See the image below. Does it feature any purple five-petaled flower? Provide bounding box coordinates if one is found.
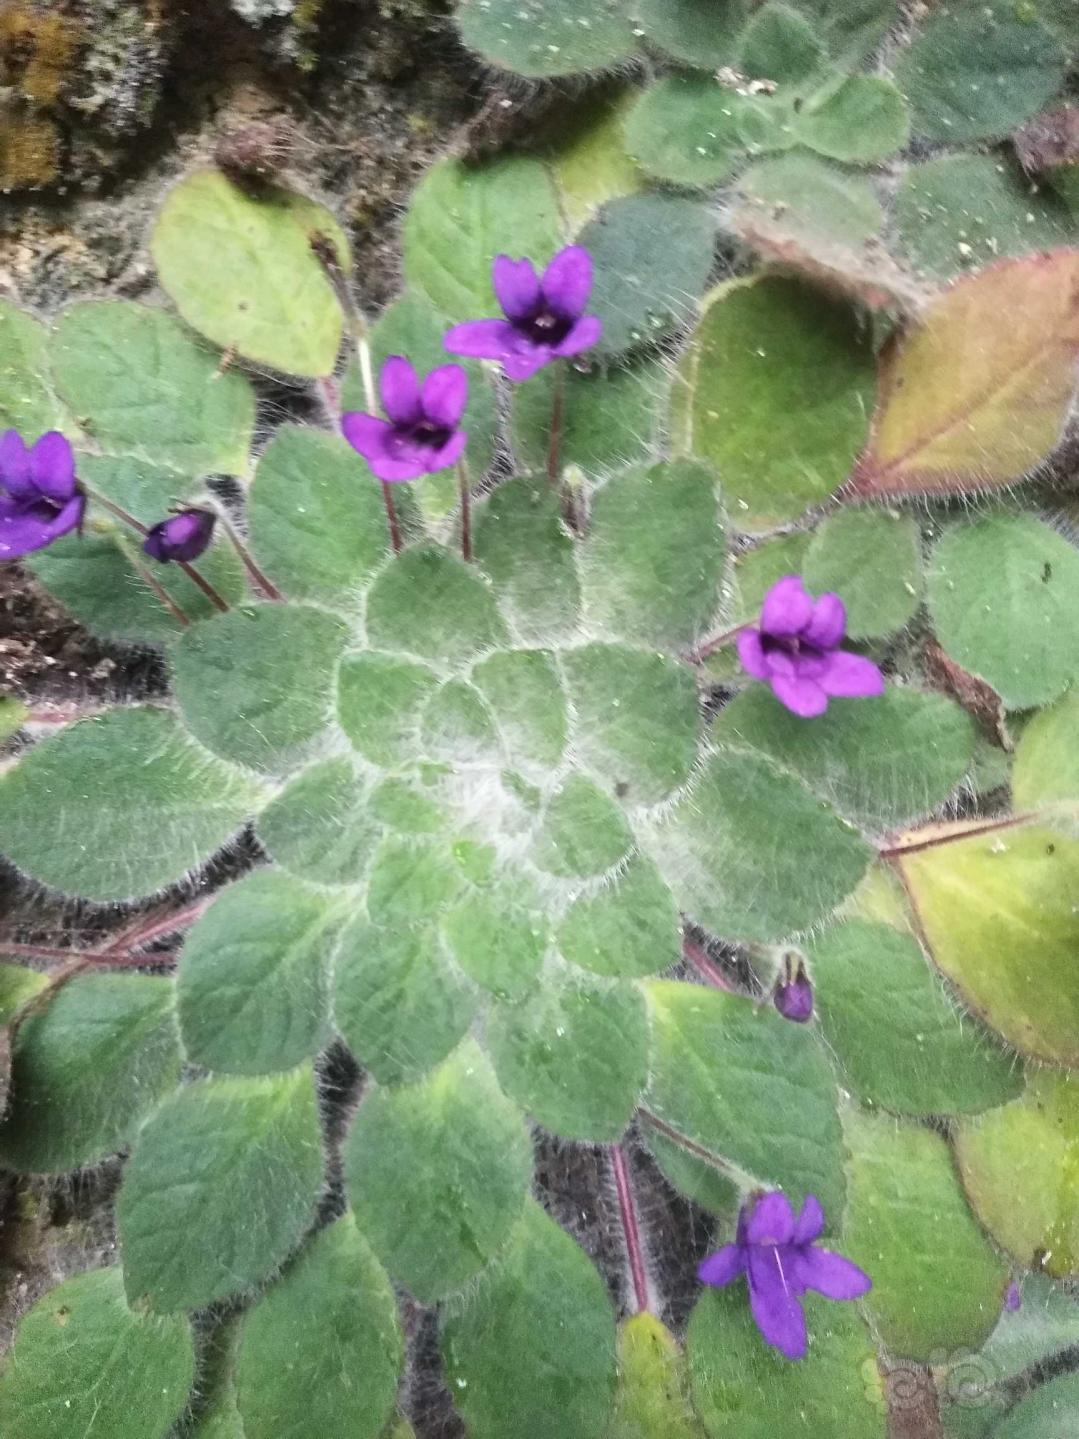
[143,508,216,564]
[698,1190,871,1361]
[342,357,469,483]
[444,245,603,382]
[0,430,86,560]
[737,575,884,719]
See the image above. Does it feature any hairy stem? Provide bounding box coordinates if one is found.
[458,460,473,563]
[610,1144,650,1314]
[547,361,565,491]
[381,483,403,554]
[636,1108,745,1185]
[317,375,341,424]
[682,935,738,992]
[4,898,211,1033]
[683,622,751,666]
[212,505,284,601]
[114,533,191,629]
[878,810,1036,860]
[0,898,210,973]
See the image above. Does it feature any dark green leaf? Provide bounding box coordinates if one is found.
[0,974,181,1172]
[645,979,846,1215]
[345,1040,532,1300]
[118,1066,324,1311]
[178,870,341,1075]
[487,972,648,1141]
[0,1267,194,1439]
[442,1200,616,1439]
[333,918,478,1086]
[171,603,346,771]
[248,425,389,604]
[235,1215,400,1439]
[0,707,263,901]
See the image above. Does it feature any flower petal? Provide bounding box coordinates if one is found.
[369,450,426,482]
[380,357,422,426]
[444,318,518,360]
[421,364,469,428]
[0,493,84,559]
[760,575,813,638]
[427,429,468,473]
[29,431,77,503]
[0,429,32,499]
[794,1247,872,1301]
[736,628,770,680]
[493,255,542,320]
[341,411,395,462]
[818,650,885,699]
[792,1195,825,1246]
[802,592,846,649]
[542,245,593,318]
[502,348,553,382]
[748,1247,808,1360]
[698,1244,747,1289]
[745,1191,796,1247]
[791,649,829,680]
[553,314,603,359]
[770,673,829,718]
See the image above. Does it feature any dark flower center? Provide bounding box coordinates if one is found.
[762,634,824,662]
[518,307,574,347]
[410,419,453,449]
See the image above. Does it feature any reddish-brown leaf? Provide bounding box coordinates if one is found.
[849,250,1079,498]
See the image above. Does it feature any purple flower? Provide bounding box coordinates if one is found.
[1004,1282,1022,1313]
[443,246,602,382]
[737,575,884,719]
[774,955,813,1024]
[0,430,85,560]
[698,1190,871,1361]
[342,357,468,484]
[143,508,216,563]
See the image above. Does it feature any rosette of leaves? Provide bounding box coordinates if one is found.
[3,143,1079,1439]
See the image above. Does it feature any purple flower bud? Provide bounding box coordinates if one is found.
[737,574,885,718]
[443,245,603,382]
[1004,1281,1022,1312]
[774,955,814,1024]
[342,356,469,483]
[698,1190,871,1361]
[143,508,216,563]
[0,429,85,560]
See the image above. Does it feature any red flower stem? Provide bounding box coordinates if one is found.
[317,375,341,422]
[611,1144,650,1314]
[0,898,210,971]
[114,534,192,629]
[683,622,751,666]
[682,935,737,992]
[381,482,403,554]
[636,1108,742,1182]
[546,361,565,491]
[458,461,473,563]
[878,811,1036,861]
[103,897,212,956]
[214,508,284,601]
[91,492,229,614]
[3,898,210,1031]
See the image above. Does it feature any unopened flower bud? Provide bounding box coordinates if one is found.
[143,508,216,564]
[774,954,813,1024]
